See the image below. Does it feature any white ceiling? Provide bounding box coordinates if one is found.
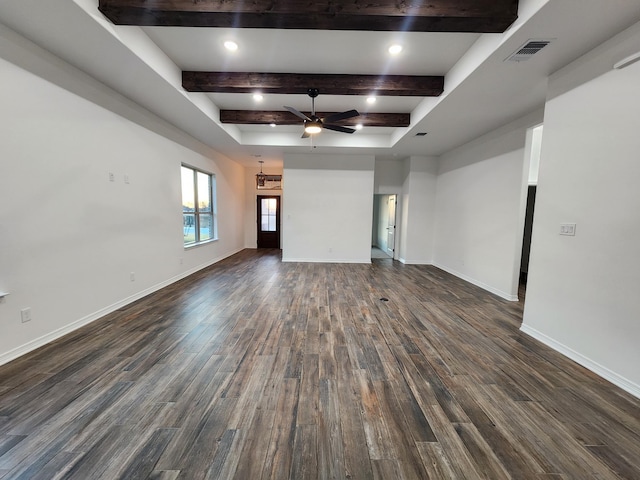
[143,27,480,75]
[1,0,640,167]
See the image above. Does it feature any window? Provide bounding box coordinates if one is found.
[261,198,277,232]
[181,165,216,246]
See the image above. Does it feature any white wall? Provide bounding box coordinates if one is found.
[432,112,542,300]
[0,38,245,364]
[374,158,405,260]
[398,160,411,262]
[374,158,405,194]
[401,156,439,265]
[374,157,438,263]
[282,154,374,263]
[243,165,284,248]
[522,43,640,396]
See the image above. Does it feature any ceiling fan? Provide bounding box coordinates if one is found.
[284,88,359,138]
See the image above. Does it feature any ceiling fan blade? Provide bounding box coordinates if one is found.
[284,106,311,121]
[324,124,356,134]
[323,109,360,124]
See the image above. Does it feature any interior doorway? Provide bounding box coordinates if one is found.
[520,186,537,285]
[257,195,280,249]
[386,194,397,257]
[518,124,543,299]
[372,194,397,259]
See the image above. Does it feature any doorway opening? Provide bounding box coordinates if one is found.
[520,185,537,285]
[257,195,281,249]
[372,194,397,259]
[519,124,543,299]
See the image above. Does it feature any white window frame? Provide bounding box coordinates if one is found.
[182,164,217,247]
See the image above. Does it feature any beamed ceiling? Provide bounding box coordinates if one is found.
[181,72,445,96]
[220,111,410,127]
[5,1,637,165]
[98,0,518,130]
[98,0,519,32]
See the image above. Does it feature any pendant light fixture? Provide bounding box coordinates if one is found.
[256,160,266,188]
[255,159,282,190]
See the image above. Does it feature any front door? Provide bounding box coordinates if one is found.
[387,194,397,257]
[257,195,280,248]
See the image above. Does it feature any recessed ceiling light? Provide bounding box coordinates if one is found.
[388,44,403,55]
[355,124,363,130]
[224,40,238,51]
[253,93,263,102]
[366,96,376,104]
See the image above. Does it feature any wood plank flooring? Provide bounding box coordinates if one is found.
[0,248,639,479]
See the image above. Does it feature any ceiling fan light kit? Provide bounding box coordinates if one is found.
[285,88,360,138]
[304,121,322,135]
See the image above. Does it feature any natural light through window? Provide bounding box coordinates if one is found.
[261,198,277,232]
[182,165,217,246]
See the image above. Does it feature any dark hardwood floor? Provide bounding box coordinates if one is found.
[0,249,639,479]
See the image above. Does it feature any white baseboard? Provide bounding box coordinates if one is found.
[0,247,243,367]
[520,324,640,399]
[432,262,518,301]
[282,258,371,264]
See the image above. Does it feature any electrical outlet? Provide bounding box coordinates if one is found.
[109,172,115,182]
[130,272,135,282]
[21,308,32,323]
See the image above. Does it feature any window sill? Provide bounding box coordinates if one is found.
[184,238,218,250]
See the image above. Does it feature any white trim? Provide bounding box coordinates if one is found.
[399,257,407,264]
[0,247,243,367]
[520,324,640,399]
[282,258,371,264]
[613,50,640,70]
[432,262,519,301]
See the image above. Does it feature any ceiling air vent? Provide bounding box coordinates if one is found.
[415,132,428,137]
[506,39,553,62]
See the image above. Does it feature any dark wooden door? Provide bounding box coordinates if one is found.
[520,185,537,283]
[257,195,280,248]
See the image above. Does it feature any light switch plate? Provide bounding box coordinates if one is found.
[560,223,576,236]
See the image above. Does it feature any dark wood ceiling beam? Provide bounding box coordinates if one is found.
[184,72,443,97]
[220,111,410,127]
[98,0,518,33]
